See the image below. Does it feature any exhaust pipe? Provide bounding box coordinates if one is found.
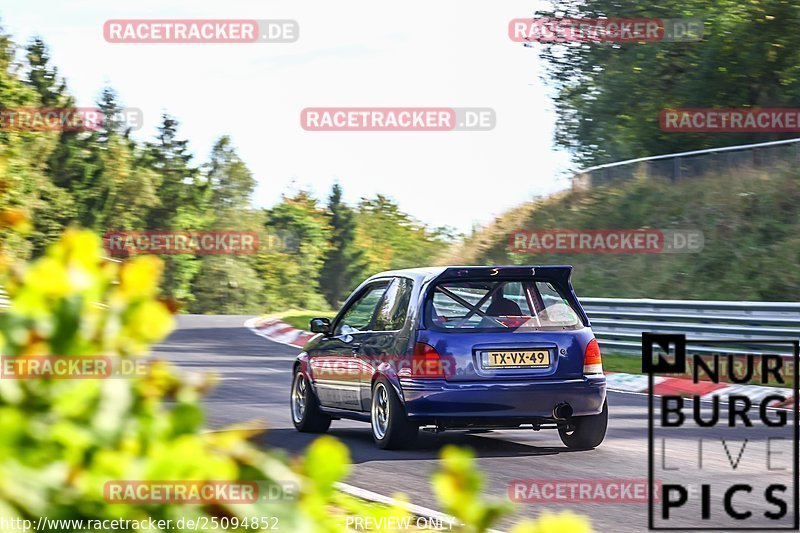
[553,403,573,420]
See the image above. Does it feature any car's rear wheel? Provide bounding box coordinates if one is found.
[370,379,418,449]
[558,399,608,450]
[291,369,331,433]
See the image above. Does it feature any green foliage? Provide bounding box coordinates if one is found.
[0,31,63,261]
[320,184,367,308]
[298,436,415,532]
[432,445,594,533]
[190,255,264,314]
[206,136,256,214]
[145,114,203,232]
[0,228,405,532]
[510,511,594,533]
[432,446,513,532]
[25,37,68,107]
[185,136,262,313]
[354,195,453,274]
[441,167,800,301]
[256,191,332,313]
[537,0,800,166]
[258,190,453,315]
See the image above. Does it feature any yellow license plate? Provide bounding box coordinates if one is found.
[483,350,550,368]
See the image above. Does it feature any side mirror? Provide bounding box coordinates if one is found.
[309,317,331,335]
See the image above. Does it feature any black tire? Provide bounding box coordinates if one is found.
[558,399,608,450]
[290,369,331,433]
[370,379,418,450]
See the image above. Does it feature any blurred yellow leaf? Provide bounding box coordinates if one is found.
[511,511,594,533]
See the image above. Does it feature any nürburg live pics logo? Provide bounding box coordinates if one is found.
[644,333,799,530]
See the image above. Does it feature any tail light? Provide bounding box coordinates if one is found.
[583,339,603,375]
[405,342,447,379]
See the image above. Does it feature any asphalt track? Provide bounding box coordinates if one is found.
[155,315,798,532]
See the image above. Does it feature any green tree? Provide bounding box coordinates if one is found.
[97,86,124,141]
[145,114,202,229]
[144,115,205,303]
[1,34,69,257]
[206,135,256,215]
[355,195,453,273]
[536,0,800,166]
[256,191,331,311]
[189,136,263,313]
[319,183,366,308]
[189,255,264,314]
[49,89,158,235]
[25,37,67,107]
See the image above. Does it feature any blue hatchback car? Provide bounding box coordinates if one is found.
[290,266,607,449]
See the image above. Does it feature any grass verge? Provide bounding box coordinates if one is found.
[267,309,335,331]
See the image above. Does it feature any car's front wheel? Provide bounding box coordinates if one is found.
[291,369,331,433]
[370,379,418,449]
[558,399,608,450]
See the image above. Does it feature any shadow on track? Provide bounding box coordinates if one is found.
[256,427,588,463]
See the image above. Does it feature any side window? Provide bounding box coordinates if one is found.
[534,281,581,326]
[374,278,413,331]
[537,281,563,307]
[334,283,389,335]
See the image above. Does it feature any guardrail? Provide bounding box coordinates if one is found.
[583,297,800,357]
[572,137,800,189]
[432,294,800,356]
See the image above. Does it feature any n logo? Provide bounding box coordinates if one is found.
[642,333,686,374]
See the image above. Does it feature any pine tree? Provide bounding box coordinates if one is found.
[145,114,200,229]
[143,115,204,302]
[22,37,78,253]
[188,136,263,313]
[319,184,366,308]
[25,37,67,107]
[206,136,256,219]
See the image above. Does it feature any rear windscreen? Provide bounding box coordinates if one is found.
[426,279,583,330]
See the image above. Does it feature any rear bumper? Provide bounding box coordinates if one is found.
[399,375,606,422]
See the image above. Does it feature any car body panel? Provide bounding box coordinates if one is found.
[305,333,363,410]
[400,375,606,420]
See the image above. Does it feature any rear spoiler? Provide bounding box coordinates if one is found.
[437,266,573,286]
[431,265,590,326]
